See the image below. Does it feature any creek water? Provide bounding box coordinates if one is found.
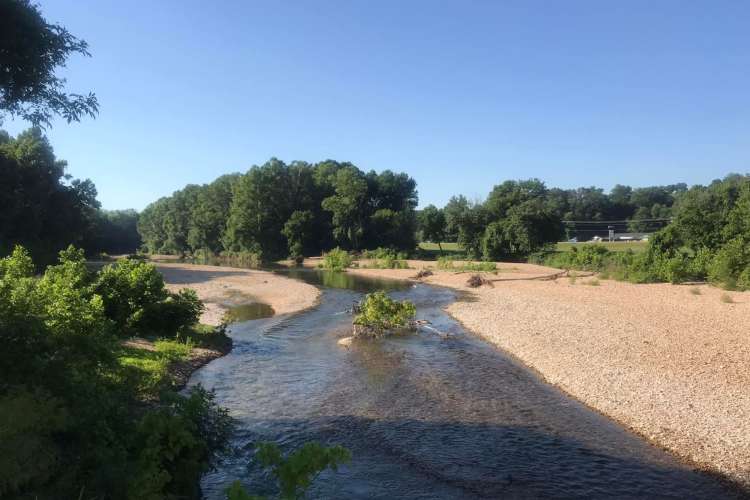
[190,269,734,499]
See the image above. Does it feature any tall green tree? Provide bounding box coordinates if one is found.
[418,205,446,252]
[321,166,369,249]
[0,128,100,264]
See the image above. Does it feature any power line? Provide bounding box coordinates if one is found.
[561,218,672,224]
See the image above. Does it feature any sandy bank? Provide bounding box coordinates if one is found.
[348,261,750,489]
[154,262,320,325]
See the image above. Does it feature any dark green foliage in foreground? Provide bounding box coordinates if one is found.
[0,246,230,499]
[0,0,98,127]
[533,175,750,289]
[225,442,351,500]
[93,257,203,337]
[139,159,419,260]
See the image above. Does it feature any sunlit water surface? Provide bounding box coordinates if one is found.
[190,269,735,499]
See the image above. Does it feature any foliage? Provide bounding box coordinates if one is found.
[0,128,106,265]
[86,209,142,254]
[0,0,98,127]
[128,386,232,499]
[217,250,263,269]
[418,204,446,251]
[360,248,409,269]
[321,247,352,271]
[353,291,416,336]
[436,257,496,273]
[0,246,231,499]
[533,176,750,290]
[225,442,351,500]
[257,442,351,499]
[282,210,315,260]
[141,159,418,261]
[93,258,202,337]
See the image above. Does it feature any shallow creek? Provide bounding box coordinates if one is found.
[190,269,734,499]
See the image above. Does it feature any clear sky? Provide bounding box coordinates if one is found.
[4,0,749,210]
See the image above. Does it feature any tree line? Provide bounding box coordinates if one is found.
[0,128,141,266]
[419,179,687,260]
[138,158,419,260]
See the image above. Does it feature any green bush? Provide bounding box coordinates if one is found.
[437,257,496,273]
[93,259,202,337]
[353,291,416,336]
[225,442,351,500]
[360,248,409,269]
[0,246,231,499]
[218,250,263,268]
[133,288,204,337]
[321,247,352,271]
[708,237,750,290]
[361,247,409,260]
[128,387,232,499]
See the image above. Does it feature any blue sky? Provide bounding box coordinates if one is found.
[4,0,749,210]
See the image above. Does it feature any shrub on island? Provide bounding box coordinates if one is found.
[352,291,416,338]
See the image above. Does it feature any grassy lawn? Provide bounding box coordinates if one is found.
[418,240,648,260]
[555,241,648,253]
[117,338,192,397]
[418,241,462,252]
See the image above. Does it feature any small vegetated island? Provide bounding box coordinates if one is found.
[352,291,417,338]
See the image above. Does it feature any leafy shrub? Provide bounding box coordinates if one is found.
[226,442,351,500]
[708,237,750,290]
[94,259,202,337]
[321,247,352,271]
[218,250,263,269]
[128,386,232,499]
[133,288,204,337]
[353,291,416,337]
[361,247,408,260]
[0,246,230,499]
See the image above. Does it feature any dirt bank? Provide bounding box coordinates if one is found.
[348,261,750,489]
[155,262,320,325]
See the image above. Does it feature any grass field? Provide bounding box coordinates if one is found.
[418,240,649,257]
[555,241,648,253]
[418,242,462,252]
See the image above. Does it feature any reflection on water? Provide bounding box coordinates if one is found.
[278,268,411,293]
[190,272,735,499]
[225,302,274,322]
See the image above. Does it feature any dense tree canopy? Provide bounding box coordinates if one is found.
[0,0,98,127]
[139,159,419,260]
[0,128,105,264]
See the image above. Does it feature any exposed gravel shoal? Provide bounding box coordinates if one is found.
[348,262,750,489]
[155,262,320,325]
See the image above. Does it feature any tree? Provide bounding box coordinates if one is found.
[482,200,562,260]
[0,128,100,264]
[419,205,446,253]
[322,167,368,249]
[0,0,98,127]
[282,210,314,259]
